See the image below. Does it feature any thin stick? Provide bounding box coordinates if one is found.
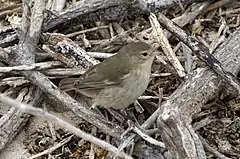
[66,25,109,38]
[0,94,133,159]
[118,88,164,151]
[118,107,162,152]
[87,52,114,58]
[29,135,74,159]
[133,126,165,148]
[199,136,231,159]
[149,13,186,77]
[0,61,62,73]
[89,127,97,159]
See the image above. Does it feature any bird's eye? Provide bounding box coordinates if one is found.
[142,52,148,56]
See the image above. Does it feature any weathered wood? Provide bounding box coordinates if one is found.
[0,0,211,48]
[43,0,210,31]
[157,12,240,94]
[0,87,42,151]
[0,0,45,152]
[157,28,240,158]
[0,27,18,48]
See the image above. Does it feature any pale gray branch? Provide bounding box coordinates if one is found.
[0,94,133,159]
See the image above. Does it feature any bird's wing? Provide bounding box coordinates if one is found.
[74,55,131,90]
[60,52,131,94]
[74,69,121,90]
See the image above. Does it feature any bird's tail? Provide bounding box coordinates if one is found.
[59,78,78,91]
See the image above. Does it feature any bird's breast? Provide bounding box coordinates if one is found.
[124,67,151,95]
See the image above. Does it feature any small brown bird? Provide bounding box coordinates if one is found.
[59,42,156,109]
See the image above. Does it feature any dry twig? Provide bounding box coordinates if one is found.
[149,13,186,77]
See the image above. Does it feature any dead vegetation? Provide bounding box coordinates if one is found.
[0,0,240,159]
